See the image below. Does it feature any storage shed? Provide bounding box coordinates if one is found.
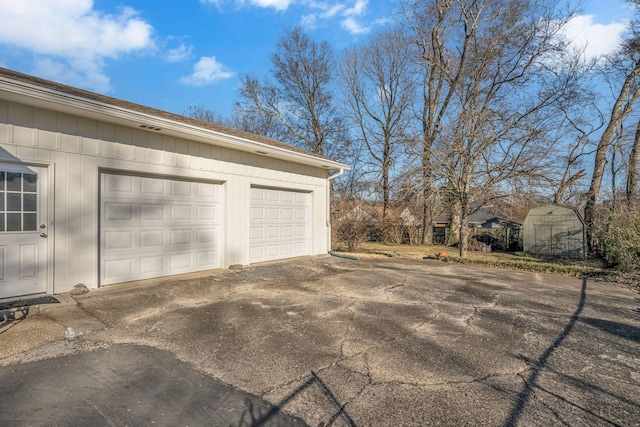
[523,204,586,258]
[0,68,348,300]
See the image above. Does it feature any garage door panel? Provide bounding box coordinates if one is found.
[267,190,279,202]
[282,192,293,202]
[250,187,310,263]
[141,204,164,220]
[266,245,279,257]
[197,250,218,267]
[140,177,164,195]
[282,208,293,220]
[197,229,218,244]
[170,205,192,220]
[250,207,263,220]
[103,258,133,280]
[171,180,192,196]
[104,230,134,250]
[266,226,279,238]
[104,174,135,195]
[170,229,192,246]
[267,208,279,220]
[140,230,164,248]
[197,205,218,221]
[295,225,307,237]
[104,203,134,221]
[170,253,192,270]
[281,243,293,256]
[140,256,164,274]
[251,188,264,201]
[101,173,222,285]
[281,226,293,238]
[250,227,263,240]
[250,246,264,259]
[198,183,220,198]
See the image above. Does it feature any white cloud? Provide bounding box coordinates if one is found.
[180,56,235,86]
[341,17,370,34]
[201,0,292,11]
[301,14,319,29]
[0,0,154,91]
[249,0,293,11]
[301,0,377,34]
[166,44,193,63]
[344,0,367,17]
[563,14,627,60]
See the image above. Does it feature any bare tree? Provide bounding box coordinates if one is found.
[553,86,603,204]
[584,1,640,250]
[339,28,415,238]
[184,104,288,141]
[184,105,233,127]
[403,0,574,257]
[400,0,459,245]
[237,26,348,158]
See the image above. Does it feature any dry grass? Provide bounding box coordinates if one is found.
[332,242,613,278]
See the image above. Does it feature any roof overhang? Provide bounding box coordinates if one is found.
[0,75,350,172]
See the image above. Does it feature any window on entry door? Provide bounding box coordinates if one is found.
[0,171,38,232]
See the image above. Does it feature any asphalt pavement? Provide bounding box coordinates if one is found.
[1,256,639,426]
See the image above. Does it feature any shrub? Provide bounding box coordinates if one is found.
[599,207,640,273]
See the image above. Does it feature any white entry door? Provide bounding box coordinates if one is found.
[0,163,48,299]
[100,173,223,285]
[249,187,310,263]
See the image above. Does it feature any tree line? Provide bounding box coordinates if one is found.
[188,0,640,265]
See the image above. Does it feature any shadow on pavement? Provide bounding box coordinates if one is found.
[245,370,356,427]
[504,278,587,427]
[0,295,59,334]
[580,317,640,343]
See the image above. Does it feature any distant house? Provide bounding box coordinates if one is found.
[433,209,522,250]
[522,204,586,258]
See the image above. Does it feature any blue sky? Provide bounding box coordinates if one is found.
[0,0,633,118]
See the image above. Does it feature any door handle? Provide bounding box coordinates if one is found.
[40,233,48,238]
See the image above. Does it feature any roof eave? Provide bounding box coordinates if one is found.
[0,76,350,172]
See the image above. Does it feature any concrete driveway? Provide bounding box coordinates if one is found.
[2,256,639,426]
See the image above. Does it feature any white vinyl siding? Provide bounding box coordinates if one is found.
[250,187,310,263]
[100,173,223,285]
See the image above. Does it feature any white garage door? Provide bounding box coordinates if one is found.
[100,173,223,285]
[250,187,310,263]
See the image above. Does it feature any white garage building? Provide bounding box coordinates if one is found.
[0,68,348,300]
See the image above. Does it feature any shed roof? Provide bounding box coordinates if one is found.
[0,67,349,171]
[525,204,584,224]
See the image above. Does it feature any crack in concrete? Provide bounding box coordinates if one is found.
[367,368,531,390]
[383,276,409,296]
[326,354,373,427]
[339,299,359,359]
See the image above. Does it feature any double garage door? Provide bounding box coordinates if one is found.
[100,174,310,285]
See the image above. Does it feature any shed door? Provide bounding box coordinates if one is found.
[249,187,310,263]
[0,164,48,299]
[100,173,223,285]
[534,224,552,256]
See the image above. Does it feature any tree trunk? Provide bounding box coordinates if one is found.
[627,119,640,208]
[421,149,433,244]
[382,141,391,241]
[458,193,469,258]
